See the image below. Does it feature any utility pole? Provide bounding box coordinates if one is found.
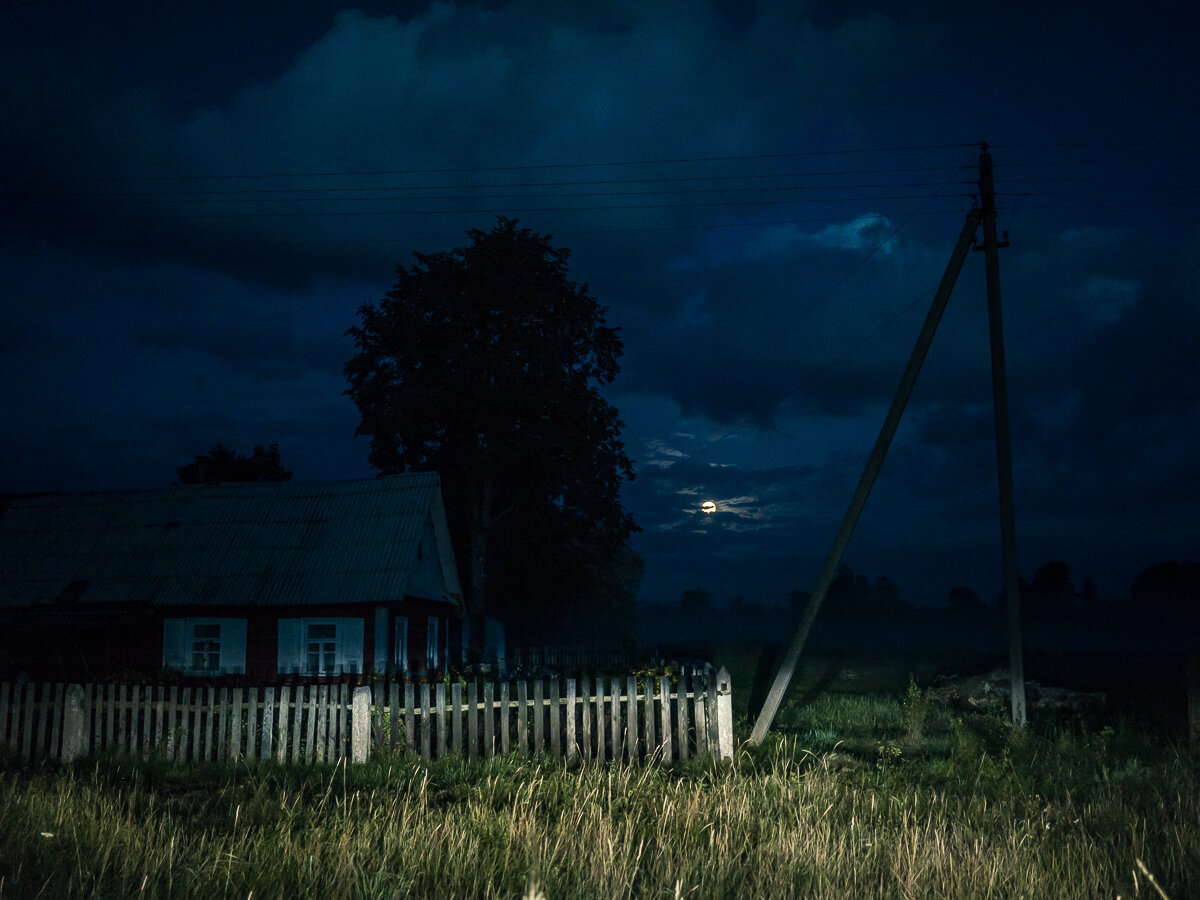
[976,142,1027,726]
[749,206,982,745]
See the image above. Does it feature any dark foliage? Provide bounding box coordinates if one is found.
[1131,561,1200,623]
[345,218,638,654]
[176,442,292,485]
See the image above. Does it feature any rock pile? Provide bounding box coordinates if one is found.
[927,668,1107,714]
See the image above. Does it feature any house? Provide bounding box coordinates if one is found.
[0,474,502,682]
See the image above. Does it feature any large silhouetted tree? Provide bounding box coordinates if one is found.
[345,218,637,659]
[176,442,292,484]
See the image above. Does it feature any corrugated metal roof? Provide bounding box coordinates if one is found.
[0,474,462,609]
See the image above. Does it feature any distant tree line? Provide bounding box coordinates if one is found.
[677,559,1200,626]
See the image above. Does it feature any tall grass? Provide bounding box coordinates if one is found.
[1,690,1196,899]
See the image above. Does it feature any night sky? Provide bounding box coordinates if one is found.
[2,1,1197,611]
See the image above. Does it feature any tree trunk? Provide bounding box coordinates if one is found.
[466,477,494,667]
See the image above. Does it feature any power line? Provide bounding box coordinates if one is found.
[23,192,972,221]
[52,143,980,184]
[13,178,979,206]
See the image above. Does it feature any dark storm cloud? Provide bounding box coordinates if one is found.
[2,2,935,290]
[3,0,1198,609]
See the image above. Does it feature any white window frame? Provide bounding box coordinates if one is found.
[163,617,247,676]
[276,617,364,676]
[305,620,339,676]
[191,622,222,674]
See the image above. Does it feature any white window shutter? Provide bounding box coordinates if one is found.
[373,607,388,675]
[224,619,247,674]
[427,617,439,671]
[339,617,364,674]
[277,619,302,674]
[162,618,188,670]
[395,616,409,673]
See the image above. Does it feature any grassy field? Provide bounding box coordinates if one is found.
[1,667,1197,899]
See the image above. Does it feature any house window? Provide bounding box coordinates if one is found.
[306,623,338,675]
[163,618,247,675]
[191,624,222,673]
[276,617,364,676]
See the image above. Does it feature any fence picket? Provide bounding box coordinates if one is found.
[607,677,619,761]
[111,684,124,752]
[705,672,720,753]
[594,681,605,765]
[276,686,290,763]
[389,683,400,752]
[435,684,447,760]
[419,684,431,761]
[517,680,529,757]
[579,676,591,761]
[500,682,511,756]
[676,674,690,762]
[329,683,340,762]
[131,685,143,754]
[313,685,327,764]
[467,682,479,760]
[404,683,415,755]
[45,683,62,760]
[141,686,153,755]
[246,687,260,762]
[565,679,577,761]
[290,685,304,764]
[658,677,672,762]
[175,687,190,762]
[533,680,544,756]
[199,686,213,761]
[625,677,638,759]
[164,686,176,759]
[47,683,63,759]
[692,672,709,756]
[337,684,349,761]
[124,686,134,755]
[452,682,463,756]
[302,685,315,764]
[549,679,561,759]
[261,687,274,760]
[20,683,35,760]
[483,682,495,757]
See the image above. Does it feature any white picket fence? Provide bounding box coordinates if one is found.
[0,668,734,765]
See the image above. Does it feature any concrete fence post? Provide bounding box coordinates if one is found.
[352,686,371,764]
[715,666,734,761]
[61,684,88,763]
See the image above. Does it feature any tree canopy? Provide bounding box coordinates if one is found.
[176,442,292,485]
[345,218,638,655]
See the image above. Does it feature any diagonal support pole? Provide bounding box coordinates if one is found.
[749,207,982,745]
